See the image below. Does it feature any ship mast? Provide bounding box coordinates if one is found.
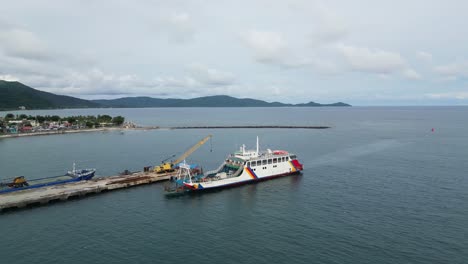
[256,136,259,156]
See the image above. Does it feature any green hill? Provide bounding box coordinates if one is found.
[0,80,99,110]
[93,95,351,108]
[0,80,351,110]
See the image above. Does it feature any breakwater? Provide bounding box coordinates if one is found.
[170,125,330,129]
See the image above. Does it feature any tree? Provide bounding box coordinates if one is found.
[50,115,61,122]
[112,116,125,126]
[5,113,14,119]
[19,114,28,119]
[67,117,75,124]
[98,115,112,123]
[85,121,94,128]
[36,115,46,124]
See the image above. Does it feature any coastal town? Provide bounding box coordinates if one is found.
[0,113,127,135]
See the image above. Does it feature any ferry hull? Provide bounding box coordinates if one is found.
[184,170,302,192]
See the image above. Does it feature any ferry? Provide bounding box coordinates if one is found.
[0,164,96,194]
[181,137,303,192]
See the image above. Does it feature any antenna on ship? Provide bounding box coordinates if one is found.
[256,136,259,155]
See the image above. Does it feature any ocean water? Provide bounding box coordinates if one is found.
[0,107,467,263]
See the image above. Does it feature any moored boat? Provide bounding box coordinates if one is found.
[0,164,96,194]
[180,137,303,192]
[164,162,203,196]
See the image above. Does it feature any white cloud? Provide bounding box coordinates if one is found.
[336,44,406,74]
[187,64,236,86]
[242,30,288,65]
[434,61,468,79]
[336,44,421,80]
[402,68,422,80]
[158,12,195,43]
[308,10,348,46]
[0,74,19,82]
[0,23,53,61]
[241,29,339,72]
[426,92,468,100]
[22,64,236,98]
[310,25,347,46]
[416,51,433,62]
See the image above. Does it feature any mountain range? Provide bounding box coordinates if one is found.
[0,80,350,110]
[0,80,99,110]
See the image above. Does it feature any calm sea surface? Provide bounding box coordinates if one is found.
[0,107,467,263]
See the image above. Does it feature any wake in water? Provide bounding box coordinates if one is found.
[306,139,405,168]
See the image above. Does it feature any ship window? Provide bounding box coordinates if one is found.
[268,159,272,164]
[262,160,267,165]
[282,157,285,162]
[273,158,277,163]
[247,162,250,167]
[290,155,297,160]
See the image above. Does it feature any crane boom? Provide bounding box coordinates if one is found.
[153,135,212,173]
[173,135,212,164]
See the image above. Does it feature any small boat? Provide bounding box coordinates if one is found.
[176,137,303,192]
[164,162,203,196]
[0,163,96,194]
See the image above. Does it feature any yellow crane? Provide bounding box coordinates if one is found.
[154,135,212,173]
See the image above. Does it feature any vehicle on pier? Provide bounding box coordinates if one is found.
[0,164,96,194]
[154,135,212,173]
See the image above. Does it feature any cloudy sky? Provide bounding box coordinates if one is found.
[0,0,467,105]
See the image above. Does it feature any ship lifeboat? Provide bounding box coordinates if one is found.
[273,150,288,155]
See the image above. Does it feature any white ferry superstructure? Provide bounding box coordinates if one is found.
[182,137,303,191]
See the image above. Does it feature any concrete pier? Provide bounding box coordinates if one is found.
[0,171,177,212]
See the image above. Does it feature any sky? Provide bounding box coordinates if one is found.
[0,0,467,105]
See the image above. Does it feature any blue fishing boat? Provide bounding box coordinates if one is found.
[0,164,96,194]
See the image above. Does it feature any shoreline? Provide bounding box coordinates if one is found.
[0,125,330,139]
[0,127,160,139]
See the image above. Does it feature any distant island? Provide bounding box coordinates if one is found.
[0,80,351,110]
[93,96,350,108]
